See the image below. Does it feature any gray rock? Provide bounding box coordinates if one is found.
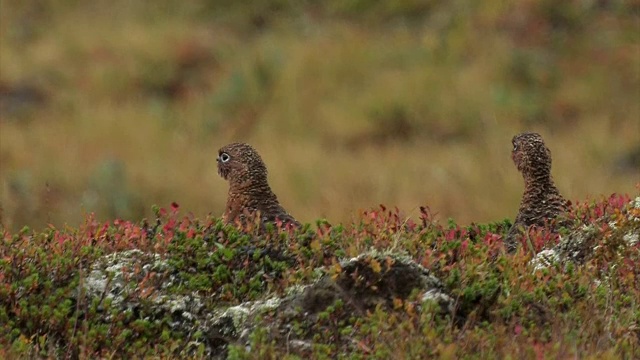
[531,196,640,271]
[82,249,452,358]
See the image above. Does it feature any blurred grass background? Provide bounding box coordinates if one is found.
[0,0,638,231]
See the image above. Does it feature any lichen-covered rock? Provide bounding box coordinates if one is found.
[531,196,640,271]
[83,249,234,357]
[84,249,168,307]
[530,249,561,272]
[286,252,451,315]
[83,248,292,358]
[554,224,602,264]
[246,252,453,355]
[80,248,453,358]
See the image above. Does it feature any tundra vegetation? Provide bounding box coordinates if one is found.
[1,194,639,358]
[1,0,638,230]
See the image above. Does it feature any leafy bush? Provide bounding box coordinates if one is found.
[1,193,638,358]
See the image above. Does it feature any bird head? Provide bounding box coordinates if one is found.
[217,143,268,185]
[511,132,553,177]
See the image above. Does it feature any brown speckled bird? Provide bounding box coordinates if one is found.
[505,132,569,252]
[217,143,300,230]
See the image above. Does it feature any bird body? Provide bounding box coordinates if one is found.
[506,133,569,252]
[217,143,299,230]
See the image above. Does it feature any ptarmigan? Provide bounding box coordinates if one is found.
[505,132,569,252]
[217,142,300,230]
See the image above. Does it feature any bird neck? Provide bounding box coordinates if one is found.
[522,170,561,200]
[229,176,277,200]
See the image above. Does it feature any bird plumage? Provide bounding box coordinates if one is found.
[505,132,569,252]
[217,142,300,231]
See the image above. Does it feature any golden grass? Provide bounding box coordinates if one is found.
[1,1,638,230]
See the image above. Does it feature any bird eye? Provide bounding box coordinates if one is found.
[219,152,230,163]
[512,142,518,151]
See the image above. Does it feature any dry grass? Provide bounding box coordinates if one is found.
[1,0,639,231]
